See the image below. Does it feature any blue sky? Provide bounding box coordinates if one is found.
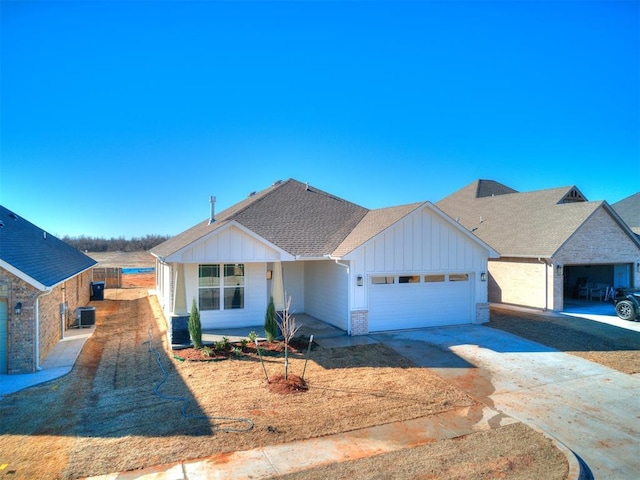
[1,0,638,239]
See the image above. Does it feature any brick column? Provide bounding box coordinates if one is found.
[475,302,490,324]
[350,310,369,336]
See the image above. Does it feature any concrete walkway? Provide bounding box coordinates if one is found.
[373,325,640,480]
[0,326,94,399]
[87,404,547,480]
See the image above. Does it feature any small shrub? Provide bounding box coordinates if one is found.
[240,338,248,349]
[248,331,257,342]
[265,296,278,342]
[201,346,214,357]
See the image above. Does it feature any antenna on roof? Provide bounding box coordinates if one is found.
[209,196,216,225]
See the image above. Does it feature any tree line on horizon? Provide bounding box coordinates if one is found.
[62,234,170,252]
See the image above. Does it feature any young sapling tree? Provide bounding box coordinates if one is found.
[276,295,300,379]
[188,298,203,349]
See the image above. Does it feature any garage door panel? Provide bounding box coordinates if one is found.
[368,281,472,332]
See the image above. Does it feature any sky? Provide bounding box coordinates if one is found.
[1,0,639,239]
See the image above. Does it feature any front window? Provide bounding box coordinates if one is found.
[224,264,245,309]
[198,264,245,310]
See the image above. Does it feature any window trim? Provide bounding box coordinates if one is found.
[198,263,245,311]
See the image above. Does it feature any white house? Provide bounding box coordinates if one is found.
[150,179,498,342]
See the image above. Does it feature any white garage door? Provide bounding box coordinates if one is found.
[368,273,473,332]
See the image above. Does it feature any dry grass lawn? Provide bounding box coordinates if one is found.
[489,305,640,375]
[0,261,568,479]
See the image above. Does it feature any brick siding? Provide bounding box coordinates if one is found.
[0,267,92,374]
[488,207,640,312]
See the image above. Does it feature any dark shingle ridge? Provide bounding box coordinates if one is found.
[476,180,518,198]
[0,205,97,288]
[613,192,640,233]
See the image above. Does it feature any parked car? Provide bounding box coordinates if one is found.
[613,288,640,321]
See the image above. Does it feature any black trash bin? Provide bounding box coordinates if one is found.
[90,281,105,301]
[75,306,96,328]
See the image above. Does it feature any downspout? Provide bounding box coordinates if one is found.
[333,259,349,272]
[35,288,54,371]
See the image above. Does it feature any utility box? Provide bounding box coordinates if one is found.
[171,315,190,346]
[75,306,96,328]
[90,281,105,301]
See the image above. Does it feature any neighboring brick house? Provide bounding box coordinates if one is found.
[613,192,640,236]
[437,180,640,312]
[0,205,97,374]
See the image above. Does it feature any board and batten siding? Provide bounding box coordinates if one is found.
[183,262,267,329]
[178,224,283,263]
[345,206,490,311]
[157,261,174,320]
[303,260,349,330]
[282,261,305,314]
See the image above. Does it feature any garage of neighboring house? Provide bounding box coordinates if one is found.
[437,180,640,312]
[564,264,633,301]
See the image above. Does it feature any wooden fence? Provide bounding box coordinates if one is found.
[92,267,122,288]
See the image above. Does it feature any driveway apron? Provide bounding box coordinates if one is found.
[373,325,640,480]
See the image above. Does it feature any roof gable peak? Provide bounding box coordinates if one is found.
[558,186,588,204]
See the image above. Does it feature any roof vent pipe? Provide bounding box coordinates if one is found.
[209,196,216,225]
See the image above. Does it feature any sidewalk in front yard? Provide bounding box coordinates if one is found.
[84,403,580,480]
[0,327,94,399]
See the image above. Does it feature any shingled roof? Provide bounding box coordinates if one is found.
[613,192,640,235]
[152,179,371,260]
[0,205,97,289]
[436,180,629,258]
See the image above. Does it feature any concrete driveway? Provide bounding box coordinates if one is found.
[372,325,640,480]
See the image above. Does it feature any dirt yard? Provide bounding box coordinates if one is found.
[0,269,568,480]
[489,305,640,375]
